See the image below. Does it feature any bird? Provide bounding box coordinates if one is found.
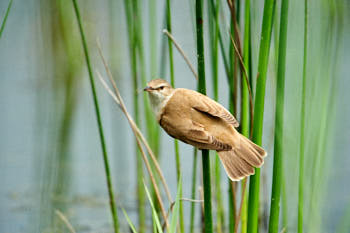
[144,79,267,181]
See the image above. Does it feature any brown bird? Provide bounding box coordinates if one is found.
[144,79,266,181]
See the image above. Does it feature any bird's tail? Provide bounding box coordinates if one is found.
[217,134,267,181]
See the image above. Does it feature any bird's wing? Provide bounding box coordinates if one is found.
[186,121,232,151]
[184,89,239,127]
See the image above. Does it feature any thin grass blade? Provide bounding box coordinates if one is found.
[0,0,13,39]
[189,149,198,233]
[170,176,183,233]
[122,208,138,233]
[71,1,119,232]
[144,181,164,233]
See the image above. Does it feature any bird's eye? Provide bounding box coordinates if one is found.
[159,86,164,90]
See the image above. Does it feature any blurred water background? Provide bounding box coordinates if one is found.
[0,0,349,232]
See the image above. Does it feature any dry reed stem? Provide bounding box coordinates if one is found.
[228,28,255,233]
[163,29,198,80]
[230,181,237,216]
[55,210,76,233]
[97,72,170,230]
[226,0,243,54]
[199,187,205,214]
[96,40,173,204]
[234,178,248,233]
[229,34,254,134]
[96,43,171,229]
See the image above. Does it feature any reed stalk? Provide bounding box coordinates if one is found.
[240,0,251,232]
[227,58,236,233]
[208,0,219,101]
[281,171,288,231]
[134,0,162,230]
[208,1,224,232]
[0,0,13,39]
[268,0,289,232]
[189,149,198,233]
[163,30,198,80]
[166,0,184,231]
[147,1,163,228]
[133,0,158,161]
[55,210,76,233]
[71,1,119,232]
[247,0,276,233]
[208,0,230,80]
[159,5,168,79]
[298,1,308,232]
[196,1,213,232]
[52,1,83,220]
[227,2,238,232]
[228,22,236,114]
[241,0,252,137]
[227,40,236,233]
[228,181,236,233]
[122,0,146,231]
[149,0,157,79]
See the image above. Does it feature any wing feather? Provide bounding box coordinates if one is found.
[185,122,232,151]
[186,90,239,127]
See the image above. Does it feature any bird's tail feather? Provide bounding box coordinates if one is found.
[217,135,266,181]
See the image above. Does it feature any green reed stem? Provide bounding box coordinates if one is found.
[228,3,240,231]
[189,149,198,233]
[196,1,213,232]
[215,155,224,233]
[0,0,13,39]
[227,22,236,233]
[149,0,157,79]
[148,0,162,158]
[208,0,230,80]
[208,0,219,101]
[166,0,184,231]
[159,4,168,79]
[298,1,307,233]
[281,170,288,231]
[134,0,162,228]
[247,0,276,233]
[133,0,158,159]
[229,22,237,115]
[123,0,146,231]
[136,0,160,231]
[268,0,289,232]
[202,150,213,233]
[242,0,251,138]
[228,181,236,233]
[208,1,224,232]
[134,1,160,229]
[71,1,119,232]
[166,0,174,85]
[241,0,251,232]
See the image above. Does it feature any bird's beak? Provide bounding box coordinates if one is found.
[143,86,153,92]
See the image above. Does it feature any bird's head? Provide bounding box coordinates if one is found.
[144,79,174,115]
[144,79,174,97]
